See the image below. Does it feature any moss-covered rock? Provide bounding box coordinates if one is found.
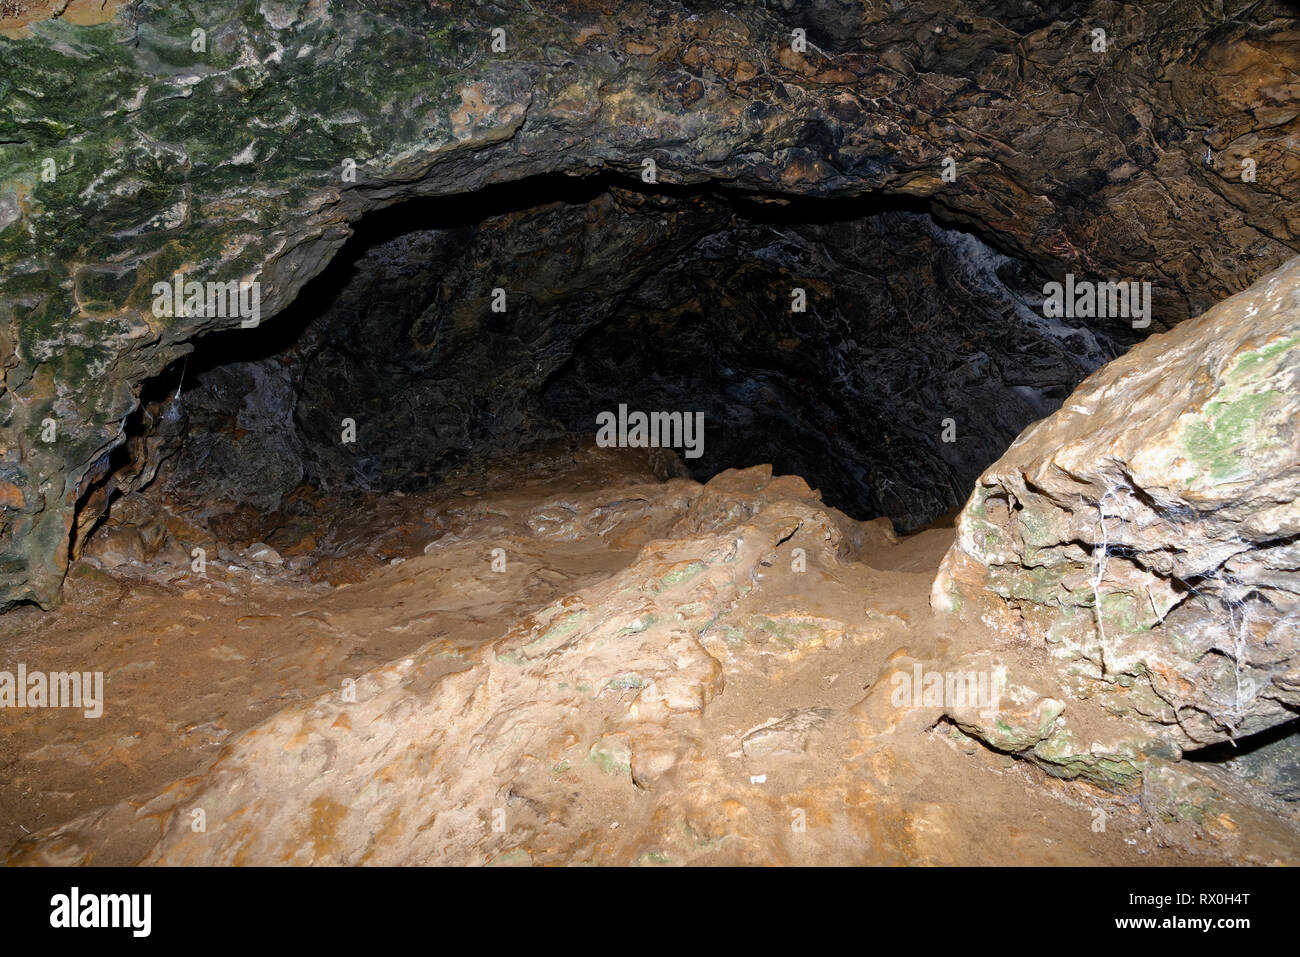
[3,0,1298,610]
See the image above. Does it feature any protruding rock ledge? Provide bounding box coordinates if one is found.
[932,254,1300,774]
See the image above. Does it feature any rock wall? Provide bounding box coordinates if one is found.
[163,189,1116,533]
[544,205,1115,530]
[933,255,1300,760]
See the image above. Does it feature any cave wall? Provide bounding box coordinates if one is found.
[166,182,730,512]
[1,0,1297,608]
[544,204,1121,530]
[166,188,1122,533]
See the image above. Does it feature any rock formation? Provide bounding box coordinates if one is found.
[8,446,1299,865]
[0,0,1297,868]
[2,0,1297,609]
[933,254,1300,772]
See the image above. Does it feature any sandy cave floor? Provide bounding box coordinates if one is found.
[2,444,1298,865]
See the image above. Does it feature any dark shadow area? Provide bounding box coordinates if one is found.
[1185,717,1300,763]
[110,170,1136,533]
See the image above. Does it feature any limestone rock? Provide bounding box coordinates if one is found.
[741,708,835,759]
[244,543,282,566]
[933,255,1300,750]
[7,446,1300,866]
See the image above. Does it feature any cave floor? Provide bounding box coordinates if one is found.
[2,444,1297,865]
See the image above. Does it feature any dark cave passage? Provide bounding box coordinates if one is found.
[123,173,1137,538]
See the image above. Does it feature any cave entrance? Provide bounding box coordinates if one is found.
[92,173,1133,565]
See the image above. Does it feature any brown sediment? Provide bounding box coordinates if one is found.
[0,1,123,38]
[4,444,1296,866]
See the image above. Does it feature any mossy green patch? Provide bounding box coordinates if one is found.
[716,624,747,646]
[653,560,706,592]
[1183,388,1277,483]
[604,673,644,691]
[632,850,671,866]
[525,609,587,651]
[1032,726,1144,790]
[485,848,532,867]
[753,615,828,647]
[586,738,631,776]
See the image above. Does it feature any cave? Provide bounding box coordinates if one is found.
[1,0,1298,888]
[138,175,1127,545]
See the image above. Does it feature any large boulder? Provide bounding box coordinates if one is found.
[933,255,1300,753]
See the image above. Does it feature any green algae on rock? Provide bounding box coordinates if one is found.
[3,0,1298,610]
